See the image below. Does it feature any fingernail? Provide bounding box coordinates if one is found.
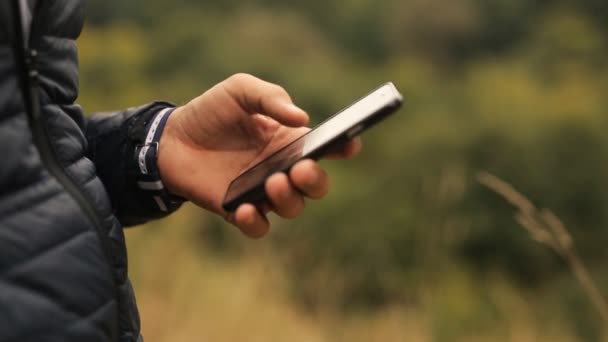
[286,104,308,119]
[285,103,303,113]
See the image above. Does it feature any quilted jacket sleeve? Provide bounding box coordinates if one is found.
[85,101,184,226]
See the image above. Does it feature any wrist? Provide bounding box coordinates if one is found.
[134,106,185,211]
[157,105,187,197]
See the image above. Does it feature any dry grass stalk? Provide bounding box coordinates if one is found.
[477,171,608,324]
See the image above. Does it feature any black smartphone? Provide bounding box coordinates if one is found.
[222,82,403,212]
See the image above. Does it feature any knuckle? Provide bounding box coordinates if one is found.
[271,84,288,96]
[268,84,291,101]
[227,72,256,85]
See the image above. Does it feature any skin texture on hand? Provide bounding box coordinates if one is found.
[157,73,361,238]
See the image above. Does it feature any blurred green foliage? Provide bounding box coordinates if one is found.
[80,0,608,340]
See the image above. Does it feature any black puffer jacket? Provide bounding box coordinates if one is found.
[0,1,178,341]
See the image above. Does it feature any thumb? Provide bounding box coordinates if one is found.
[224,73,309,127]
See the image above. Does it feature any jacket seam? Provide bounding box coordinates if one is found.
[0,229,93,278]
[0,176,61,219]
[1,285,115,342]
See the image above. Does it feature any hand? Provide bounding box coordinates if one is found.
[157,73,361,237]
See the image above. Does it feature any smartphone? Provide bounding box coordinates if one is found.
[222,82,403,212]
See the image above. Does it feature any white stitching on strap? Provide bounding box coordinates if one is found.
[138,145,149,174]
[137,180,164,190]
[145,107,171,145]
[153,196,168,212]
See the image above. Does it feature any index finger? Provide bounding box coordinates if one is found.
[223,73,309,127]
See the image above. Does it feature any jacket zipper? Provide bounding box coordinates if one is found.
[11,0,119,338]
[25,50,117,270]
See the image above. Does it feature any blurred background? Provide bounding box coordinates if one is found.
[80,0,608,341]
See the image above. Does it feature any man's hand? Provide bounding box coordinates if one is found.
[157,74,361,237]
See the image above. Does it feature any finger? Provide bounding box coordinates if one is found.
[232,203,270,238]
[290,159,330,199]
[224,73,309,127]
[324,137,362,160]
[265,172,305,219]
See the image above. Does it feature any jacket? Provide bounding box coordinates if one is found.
[0,1,178,341]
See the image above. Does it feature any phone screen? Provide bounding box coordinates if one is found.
[223,82,402,211]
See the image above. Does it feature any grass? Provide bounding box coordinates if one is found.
[478,171,608,326]
[123,203,604,341]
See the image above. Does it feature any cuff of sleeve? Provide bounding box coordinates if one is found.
[132,107,185,212]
